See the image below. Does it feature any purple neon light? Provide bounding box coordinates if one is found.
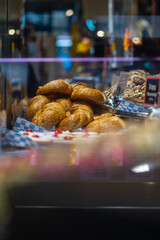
[0,57,160,63]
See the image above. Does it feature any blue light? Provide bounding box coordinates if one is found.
[26,12,40,25]
[86,19,96,31]
[56,39,73,47]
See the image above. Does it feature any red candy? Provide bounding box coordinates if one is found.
[32,134,40,138]
[23,132,29,136]
[81,129,89,134]
[26,128,34,133]
[81,129,90,137]
[55,128,62,134]
[64,136,73,141]
[52,132,58,138]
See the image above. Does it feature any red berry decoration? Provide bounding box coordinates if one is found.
[32,134,40,138]
[26,128,34,133]
[55,128,62,134]
[52,132,58,138]
[82,129,90,137]
[23,132,29,136]
[64,136,73,140]
[81,129,89,134]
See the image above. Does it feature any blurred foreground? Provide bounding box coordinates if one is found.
[1,119,160,239]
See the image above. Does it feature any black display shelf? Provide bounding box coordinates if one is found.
[6,180,160,240]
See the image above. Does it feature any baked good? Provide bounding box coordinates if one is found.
[104,69,149,103]
[26,95,51,122]
[86,115,126,133]
[36,79,73,96]
[55,98,72,112]
[32,102,66,129]
[71,85,107,105]
[71,82,89,89]
[93,113,113,120]
[58,102,94,131]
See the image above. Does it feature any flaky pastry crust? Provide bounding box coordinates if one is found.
[36,79,73,96]
[71,85,107,105]
[58,102,93,131]
[32,102,66,129]
[26,95,51,122]
[86,115,126,133]
[55,98,72,112]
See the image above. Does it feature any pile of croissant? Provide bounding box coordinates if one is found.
[25,79,126,133]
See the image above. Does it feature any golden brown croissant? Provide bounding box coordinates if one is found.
[58,102,94,131]
[26,95,51,122]
[86,115,126,133]
[55,98,72,112]
[36,79,73,96]
[93,113,113,120]
[71,82,89,89]
[71,85,107,105]
[32,102,66,129]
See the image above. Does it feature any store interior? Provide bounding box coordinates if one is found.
[1,1,160,240]
[1,0,160,90]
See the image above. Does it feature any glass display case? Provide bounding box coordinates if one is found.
[1,0,160,239]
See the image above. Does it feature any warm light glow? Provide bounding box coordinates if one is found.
[16,29,20,35]
[132,37,142,46]
[8,29,15,35]
[66,9,74,17]
[97,30,104,37]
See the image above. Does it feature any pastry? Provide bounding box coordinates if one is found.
[32,102,66,129]
[86,115,126,133]
[58,102,94,131]
[93,113,113,120]
[71,82,89,88]
[36,79,73,96]
[55,98,72,112]
[104,69,149,103]
[71,85,107,105]
[26,95,51,122]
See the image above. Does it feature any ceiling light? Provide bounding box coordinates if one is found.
[66,9,74,17]
[8,29,15,35]
[16,29,20,35]
[97,30,104,37]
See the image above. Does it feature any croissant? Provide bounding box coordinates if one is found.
[86,115,126,133]
[26,95,51,122]
[71,85,107,105]
[32,102,66,129]
[55,98,72,112]
[58,102,94,131]
[93,113,113,120]
[36,79,73,96]
[71,82,89,89]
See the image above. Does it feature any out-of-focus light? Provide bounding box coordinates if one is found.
[16,29,20,35]
[86,19,96,31]
[66,9,74,17]
[56,39,72,47]
[132,164,150,173]
[9,29,15,35]
[97,30,104,37]
[132,37,142,46]
[147,182,155,185]
[56,36,73,47]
